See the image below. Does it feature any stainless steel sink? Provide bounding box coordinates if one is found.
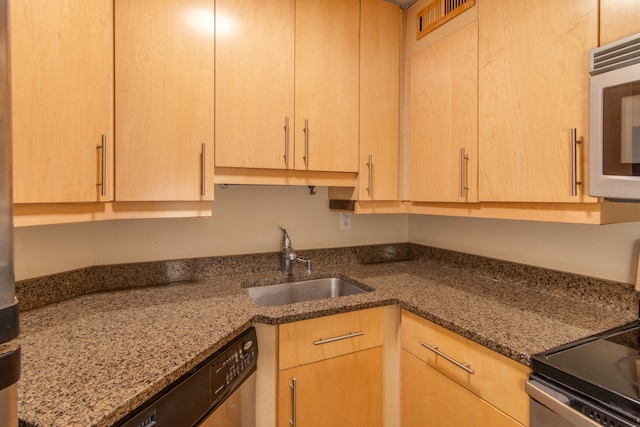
[246,277,370,307]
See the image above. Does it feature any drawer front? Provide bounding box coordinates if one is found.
[401,310,530,426]
[279,307,384,369]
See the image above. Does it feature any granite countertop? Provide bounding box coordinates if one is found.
[15,244,639,427]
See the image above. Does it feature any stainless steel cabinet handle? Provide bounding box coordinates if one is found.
[366,154,373,197]
[303,119,309,166]
[284,116,290,166]
[314,330,364,345]
[96,134,106,197]
[571,128,583,196]
[201,143,206,196]
[420,341,475,374]
[460,147,469,198]
[290,377,297,427]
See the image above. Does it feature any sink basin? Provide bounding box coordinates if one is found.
[246,277,370,307]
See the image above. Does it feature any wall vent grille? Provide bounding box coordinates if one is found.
[416,0,475,40]
[590,32,640,75]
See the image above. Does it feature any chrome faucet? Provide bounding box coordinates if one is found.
[280,227,312,275]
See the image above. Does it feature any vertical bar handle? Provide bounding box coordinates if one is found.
[571,128,582,197]
[284,116,290,166]
[303,119,309,166]
[201,143,206,196]
[460,147,469,198]
[290,377,297,427]
[97,135,106,197]
[366,154,373,197]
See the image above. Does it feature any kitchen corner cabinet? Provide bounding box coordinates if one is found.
[214,0,294,170]
[410,20,478,203]
[10,0,113,203]
[358,0,401,201]
[600,0,640,46]
[294,0,360,173]
[401,310,529,427]
[478,0,598,203]
[115,0,215,201]
[277,308,384,427]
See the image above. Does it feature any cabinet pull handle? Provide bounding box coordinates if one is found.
[420,341,475,374]
[366,154,373,197]
[571,128,583,197]
[96,135,106,197]
[284,116,290,166]
[303,119,309,166]
[290,377,297,427]
[460,147,469,198]
[314,330,364,345]
[201,143,206,196]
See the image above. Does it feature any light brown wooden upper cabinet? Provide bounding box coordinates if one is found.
[410,20,478,203]
[214,0,294,170]
[215,0,359,174]
[478,0,598,203]
[600,0,640,46]
[294,0,360,173]
[11,0,113,203]
[115,0,215,201]
[359,0,401,201]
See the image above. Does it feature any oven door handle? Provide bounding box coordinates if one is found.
[526,381,602,427]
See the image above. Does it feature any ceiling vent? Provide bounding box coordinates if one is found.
[416,0,476,40]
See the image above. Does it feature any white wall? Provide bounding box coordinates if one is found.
[14,186,640,285]
[14,186,408,280]
[409,214,640,284]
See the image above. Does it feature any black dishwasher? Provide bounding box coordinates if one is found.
[116,327,258,427]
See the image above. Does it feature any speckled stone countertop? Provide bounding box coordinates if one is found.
[16,244,639,427]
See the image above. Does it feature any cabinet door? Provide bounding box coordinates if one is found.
[214,0,294,170]
[600,0,640,46]
[402,350,524,427]
[295,0,360,172]
[278,347,383,427]
[478,0,597,203]
[115,0,215,201]
[11,0,113,203]
[410,21,478,203]
[359,0,400,200]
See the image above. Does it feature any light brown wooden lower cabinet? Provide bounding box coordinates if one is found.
[402,349,525,427]
[277,347,383,427]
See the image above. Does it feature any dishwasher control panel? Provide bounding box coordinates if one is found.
[116,327,258,427]
[210,328,258,406]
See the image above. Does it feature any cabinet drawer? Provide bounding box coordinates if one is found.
[279,307,384,369]
[401,310,530,425]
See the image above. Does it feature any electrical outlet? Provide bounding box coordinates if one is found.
[340,212,352,231]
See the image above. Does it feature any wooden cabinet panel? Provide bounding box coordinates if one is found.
[478,0,597,203]
[402,350,525,427]
[279,307,384,370]
[278,347,383,427]
[214,0,294,169]
[410,20,478,202]
[359,0,401,200]
[115,0,215,201]
[11,0,113,203]
[600,0,640,46]
[401,310,530,425]
[295,0,360,172]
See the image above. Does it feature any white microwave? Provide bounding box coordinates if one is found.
[589,32,640,201]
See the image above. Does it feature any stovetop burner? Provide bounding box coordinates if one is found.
[531,320,640,422]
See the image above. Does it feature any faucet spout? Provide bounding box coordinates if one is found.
[279,227,311,275]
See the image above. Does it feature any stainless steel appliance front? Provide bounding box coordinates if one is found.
[0,0,21,425]
[589,32,640,200]
[118,327,257,427]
